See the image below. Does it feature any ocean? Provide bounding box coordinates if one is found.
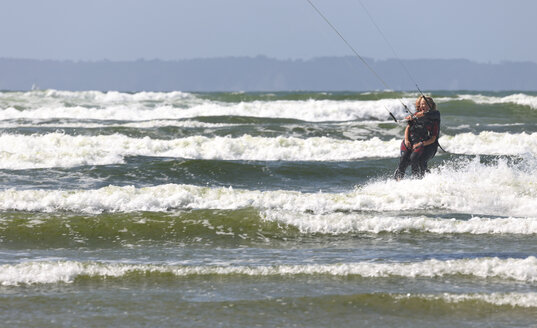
[1,90,536,327]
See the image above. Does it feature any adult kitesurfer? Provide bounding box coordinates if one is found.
[394,95,440,180]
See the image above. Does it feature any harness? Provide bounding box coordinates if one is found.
[409,110,440,144]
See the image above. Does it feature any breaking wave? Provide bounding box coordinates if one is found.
[0,131,536,169]
[1,155,536,217]
[2,257,537,286]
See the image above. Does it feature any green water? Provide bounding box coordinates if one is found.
[1,90,537,327]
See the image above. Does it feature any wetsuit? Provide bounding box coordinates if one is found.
[394,110,440,179]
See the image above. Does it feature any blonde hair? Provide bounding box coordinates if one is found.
[416,95,436,111]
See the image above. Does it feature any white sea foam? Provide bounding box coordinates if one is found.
[2,91,536,124]
[441,131,537,155]
[0,133,401,169]
[1,157,536,217]
[396,292,537,308]
[0,119,235,129]
[2,257,537,285]
[261,211,537,235]
[358,156,537,218]
[0,90,195,107]
[457,93,537,109]
[0,131,536,169]
[0,97,414,122]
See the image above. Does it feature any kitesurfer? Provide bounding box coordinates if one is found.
[394,96,440,180]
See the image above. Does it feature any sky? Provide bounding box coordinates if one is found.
[1,0,536,63]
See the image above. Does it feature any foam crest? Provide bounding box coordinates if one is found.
[3,91,536,122]
[0,133,400,169]
[458,93,537,109]
[1,161,536,216]
[0,90,194,106]
[0,119,235,129]
[361,156,537,218]
[0,105,188,121]
[441,131,537,155]
[396,293,537,308]
[261,211,537,235]
[2,257,537,285]
[2,131,537,169]
[0,98,412,122]
[197,98,412,122]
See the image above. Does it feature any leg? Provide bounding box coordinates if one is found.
[410,145,425,178]
[419,145,438,175]
[394,140,412,180]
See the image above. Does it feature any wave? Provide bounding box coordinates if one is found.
[0,90,195,108]
[1,157,536,216]
[3,209,537,249]
[2,257,536,285]
[394,292,537,309]
[1,210,536,249]
[0,131,536,169]
[442,131,537,155]
[0,119,236,129]
[0,95,415,122]
[262,211,537,235]
[0,209,289,247]
[210,292,537,314]
[457,93,537,110]
[2,91,536,124]
[0,99,411,122]
[0,133,401,169]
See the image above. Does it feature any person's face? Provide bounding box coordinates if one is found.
[416,98,429,112]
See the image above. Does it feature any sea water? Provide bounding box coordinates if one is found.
[1,90,537,327]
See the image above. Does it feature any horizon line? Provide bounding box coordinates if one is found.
[1,56,536,65]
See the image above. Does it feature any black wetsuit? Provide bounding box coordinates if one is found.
[394,110,440,179]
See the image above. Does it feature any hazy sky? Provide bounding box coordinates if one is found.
[2,0,536,63]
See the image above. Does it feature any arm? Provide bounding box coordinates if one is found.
[404,125,411,148]
[415,135,436,148]
[414,121,439,148]
[405,110,426,121]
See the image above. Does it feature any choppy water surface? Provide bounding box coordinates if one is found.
[1,90,537,327]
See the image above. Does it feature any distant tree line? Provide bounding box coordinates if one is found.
[1,56,536,91]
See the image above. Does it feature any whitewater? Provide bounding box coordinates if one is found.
[1,90,537,327]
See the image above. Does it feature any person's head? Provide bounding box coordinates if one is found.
[415,96,436,112]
